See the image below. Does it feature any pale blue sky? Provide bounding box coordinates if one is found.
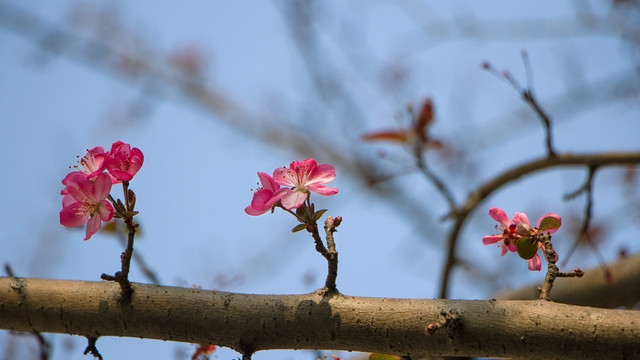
[1,1,639,359]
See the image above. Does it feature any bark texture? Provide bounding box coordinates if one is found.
[1,277,639,359]
[496,253,640,308]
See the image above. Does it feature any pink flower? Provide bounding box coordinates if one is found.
[272,159,338,210]
[514,213,562,271]
[245,172,287,216]
[105,141,144,182]
[482,207,519,256]
[60,172,114,240]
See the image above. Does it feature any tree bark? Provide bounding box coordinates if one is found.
[1,277,638,359]
[496,253,640,308]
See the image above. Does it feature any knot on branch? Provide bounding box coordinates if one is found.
[425,309,460,339]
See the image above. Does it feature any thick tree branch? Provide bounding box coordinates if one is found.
[1,277,639,359]
[496,253,640,308]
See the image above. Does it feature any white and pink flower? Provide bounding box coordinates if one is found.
[272,159,338,210]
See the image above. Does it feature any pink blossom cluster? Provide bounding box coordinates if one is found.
[483,207,561,271]
[60,141,144,240]
[245,159,338,216]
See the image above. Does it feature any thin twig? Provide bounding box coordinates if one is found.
[483,59,556,157]
[414,146,457,210]
[4,263,15,277]
[562,165,598,264]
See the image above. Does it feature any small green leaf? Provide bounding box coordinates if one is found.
[313,209,328,221]
[539,216,561,232]
[369,354,402,360]
[291,224,306,233]
[516,237,538,260]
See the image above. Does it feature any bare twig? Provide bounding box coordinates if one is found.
[322,216,341,293]
[414,146,457,211]
[563,165,598,264]
[483,59,556,156]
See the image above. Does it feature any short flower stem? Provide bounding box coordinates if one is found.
[323,216,340,293]
[101,181,136,302]
[539,235,583,300]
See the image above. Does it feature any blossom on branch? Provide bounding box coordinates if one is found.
[483,207,562,271]
[273,159,339,210]
[514,212,562,271]
[60,172,114,240]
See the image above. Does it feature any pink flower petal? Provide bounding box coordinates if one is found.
[60,202,89,228]
[512,212,531,227]
[251,189,275,210]
[528,253,542,271]
[85,215,102,240]
[307,184,339,196]
[482,235,501,245]
[306,164,336,186]
[281,190,308,210]
[62,194,76,207]
[488,208,511,228]
[500,243,510,256]
[257,172,279,193]
[245,205,268,216]
[272,167,295,187]
[98,200,114,221]
[92,173,112,201]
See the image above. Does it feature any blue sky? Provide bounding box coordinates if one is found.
[1,1,639,359]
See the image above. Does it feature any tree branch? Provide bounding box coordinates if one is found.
[496,252,640,308]
[1,277,639,359]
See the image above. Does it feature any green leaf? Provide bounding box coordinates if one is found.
[291,224,306,233]
[369,354,402,360]
[313,209,328,221]
[516,237,538,260]
[539,216,561,232]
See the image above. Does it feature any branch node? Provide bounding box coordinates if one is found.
[425,310,460,340]
[83,336,103,360]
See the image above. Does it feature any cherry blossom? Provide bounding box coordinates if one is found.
[483,208,562,271]
[105,141,144,182]
[272,159,338,210]
[245,172,287,216]
[60,172,114,240]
